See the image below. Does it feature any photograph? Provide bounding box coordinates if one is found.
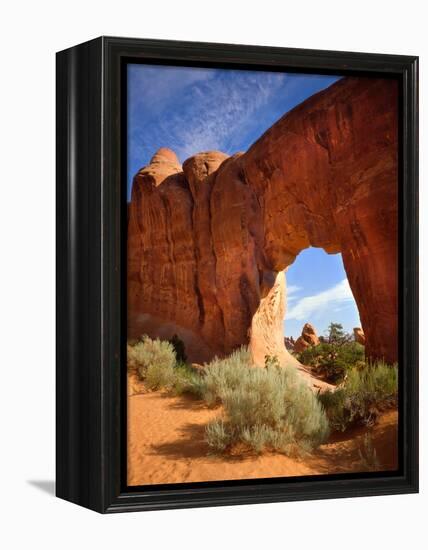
[126,64,399,486]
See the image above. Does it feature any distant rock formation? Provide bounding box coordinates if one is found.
[284,336,296,352]
[294,324,320,353]
[128,77,398,365]
[354,327,366,346]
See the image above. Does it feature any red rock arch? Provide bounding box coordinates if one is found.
[128,77,398,365]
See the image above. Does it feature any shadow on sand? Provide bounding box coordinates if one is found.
[149,422,210,460]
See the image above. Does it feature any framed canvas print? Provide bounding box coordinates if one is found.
[56,37,418,513]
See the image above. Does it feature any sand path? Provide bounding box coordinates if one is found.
[127,391,398,486]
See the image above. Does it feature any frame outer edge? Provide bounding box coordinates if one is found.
[56,37,105,513]
[57,37,419,513]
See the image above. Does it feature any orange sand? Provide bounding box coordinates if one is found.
[127,391,398,486]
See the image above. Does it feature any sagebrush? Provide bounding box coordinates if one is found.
[127,336,398,457]
[199,347,252,406]
[204,354,330,455]
[127,335,176,378]
[358,432,381,471]
[169,362,206,397]
[319,361,398,431]
[127,335,202,394]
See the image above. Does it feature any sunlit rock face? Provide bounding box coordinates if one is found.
[354,327,366,346]
[128,77,398,365]
[294,324,320,353]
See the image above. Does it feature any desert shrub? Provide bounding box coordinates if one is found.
[358,432,381,471]
[168,334,187,363]
[127,335,176,380]
[127,335,207,395]
[145,360,176,391]
[205,363,330,455]
[319,361,398,431]
[205,419,230,451]
[264,354,281,369]
[297,322,365,383]
[145,360,207,395]
[170,362,206,397]
[298,341,365,383]
[200,347,251,406]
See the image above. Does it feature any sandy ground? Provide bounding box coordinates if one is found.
[127,389,398,486]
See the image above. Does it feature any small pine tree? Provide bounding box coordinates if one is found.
[326,322,352,346]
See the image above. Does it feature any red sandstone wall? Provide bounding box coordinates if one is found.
[128,77,398,365]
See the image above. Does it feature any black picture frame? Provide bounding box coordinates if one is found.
[56,36,419,513]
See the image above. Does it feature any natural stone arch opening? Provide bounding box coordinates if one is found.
[128,76,398,367]
[249,246,362,368]
[283,247,361,343]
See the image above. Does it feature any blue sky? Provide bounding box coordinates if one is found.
[284,249,361,339]
[127,64,361,338]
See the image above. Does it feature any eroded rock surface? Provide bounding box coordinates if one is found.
[354,327,366,346]
[128,77,398,364]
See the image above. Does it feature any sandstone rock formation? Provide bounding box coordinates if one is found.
[294,324,320,353]
[354,327,366,346]
[128,77,398,365]
[284,336,296,352]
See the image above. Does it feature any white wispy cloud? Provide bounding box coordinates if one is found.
[127,67,340,198]
[128,65,215,117]
[287,284,301,295]
[155,72,287,160]
[128,66,288,168]
[286,278,354,321]
[286,284,301,303]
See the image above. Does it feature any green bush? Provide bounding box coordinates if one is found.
[358,432,380,471]
[145,360,205,395]
[127,336,206,395]
[127,335,176,380]
[298,341,365,383]
[319,361,398,431]
[200,347,251,406]
[205,419,230,451]
[145,360,176,391]
[264,354,281,369]
[205,359,330,456]
[170,362,206,397]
